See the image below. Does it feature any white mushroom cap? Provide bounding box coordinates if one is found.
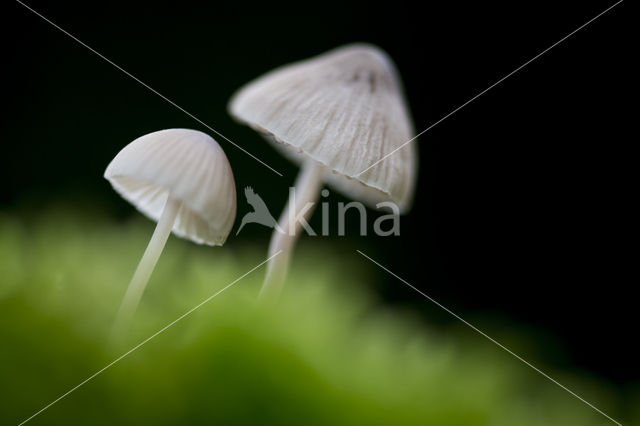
[104,129,236,246]
[229,43,418,212]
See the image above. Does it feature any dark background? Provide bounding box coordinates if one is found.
[5,1,634,386]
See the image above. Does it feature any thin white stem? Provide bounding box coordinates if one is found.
[111,196,181,341]
[259,159,325,302]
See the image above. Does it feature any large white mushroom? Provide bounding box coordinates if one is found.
[105,128,236,335]
[229,43,418,301]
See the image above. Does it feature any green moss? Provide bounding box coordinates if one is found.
[0,206,633,425]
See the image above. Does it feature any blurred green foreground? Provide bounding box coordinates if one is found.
[0,206,635,425]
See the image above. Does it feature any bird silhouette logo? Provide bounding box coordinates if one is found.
[236,186,284,235]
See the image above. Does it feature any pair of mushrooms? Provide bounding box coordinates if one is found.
[106,43,417,335]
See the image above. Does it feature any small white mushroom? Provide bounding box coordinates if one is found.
[105,128,236,335]
[229,43,418,301]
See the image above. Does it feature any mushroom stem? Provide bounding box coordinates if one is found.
[111,196,181,339]
[260,159,325,302]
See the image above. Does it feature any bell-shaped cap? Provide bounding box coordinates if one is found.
[104,129,236,246]
[229,43,418,212]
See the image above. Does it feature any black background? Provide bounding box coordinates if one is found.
[5,1,635,386]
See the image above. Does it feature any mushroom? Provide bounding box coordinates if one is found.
[229,43,417,301]
[105,128,236,335]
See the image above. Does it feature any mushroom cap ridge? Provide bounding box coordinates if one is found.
[104,129,237,246]
[229,43,418,212]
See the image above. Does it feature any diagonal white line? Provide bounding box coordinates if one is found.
[357,0,624,176]
[356,250,623,426]
[18,251,281,426]
[15,0,283,177]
